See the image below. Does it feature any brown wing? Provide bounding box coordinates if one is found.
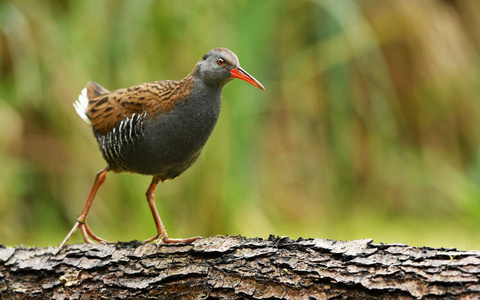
[85,76,193,135]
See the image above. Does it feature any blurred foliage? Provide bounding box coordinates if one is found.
[1,0,480,249]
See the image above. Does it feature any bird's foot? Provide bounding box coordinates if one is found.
[161,236,201,244]
[81,222,112,244]
[143,234,200,245]
[55,221,111,255]
[143,234,160,244]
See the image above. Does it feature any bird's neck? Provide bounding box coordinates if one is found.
[191,64,231,91]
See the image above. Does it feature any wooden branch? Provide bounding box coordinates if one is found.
[1,236,479,299]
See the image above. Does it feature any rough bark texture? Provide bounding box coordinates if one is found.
[1,235,479,299]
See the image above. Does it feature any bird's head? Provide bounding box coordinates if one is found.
[195,48,265,90]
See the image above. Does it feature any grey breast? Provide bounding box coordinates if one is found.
[100,80,222,178]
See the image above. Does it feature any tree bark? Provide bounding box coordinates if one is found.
[0,235,479,299]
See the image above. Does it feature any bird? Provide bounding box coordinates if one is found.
[57,47,264,252]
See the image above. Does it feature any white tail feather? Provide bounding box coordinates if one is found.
[73,88,91,125]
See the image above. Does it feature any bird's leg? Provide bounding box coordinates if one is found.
[143,176,162,243]
[56,167,111,254]
[144,176,200,244]
[144,176,172,243]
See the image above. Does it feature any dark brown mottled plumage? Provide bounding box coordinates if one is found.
[86,75,194,135]
[57,48,264,253]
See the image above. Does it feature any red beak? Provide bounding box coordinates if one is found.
[230,67,265,90]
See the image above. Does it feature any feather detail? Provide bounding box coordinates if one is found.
[86,81,109,99]
[85,74,194,135]
[94,112,148,171]
[73,88,92,126]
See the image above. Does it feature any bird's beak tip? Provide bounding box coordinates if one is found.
[230,67,265,91]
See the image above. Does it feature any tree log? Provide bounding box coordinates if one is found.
[0,235,479,299]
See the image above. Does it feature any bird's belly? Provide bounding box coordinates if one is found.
[119,132,204,178]
[104,103,219,179]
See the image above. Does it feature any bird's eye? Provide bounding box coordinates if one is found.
[217,58,225,66]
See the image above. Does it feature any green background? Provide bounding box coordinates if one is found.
[1,0,480,250]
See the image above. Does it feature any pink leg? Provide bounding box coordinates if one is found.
[144,176,200,244]
[55,167,111,254]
